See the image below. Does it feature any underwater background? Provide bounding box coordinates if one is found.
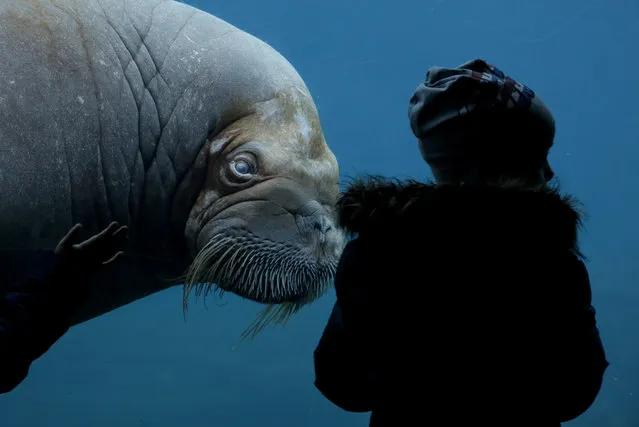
[1,0,638,425]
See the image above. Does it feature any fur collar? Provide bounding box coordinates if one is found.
[337,176,584,256]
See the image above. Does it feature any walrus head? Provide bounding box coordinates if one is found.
[183,88,344,334]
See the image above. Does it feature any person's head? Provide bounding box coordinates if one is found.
[408,59,556,187]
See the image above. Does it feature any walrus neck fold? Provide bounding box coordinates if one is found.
[336,176,584,256]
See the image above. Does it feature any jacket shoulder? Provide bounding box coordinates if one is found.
[337,176,584,256]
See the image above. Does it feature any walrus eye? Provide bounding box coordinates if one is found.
[233,160,251,175]
[228,154,257,181]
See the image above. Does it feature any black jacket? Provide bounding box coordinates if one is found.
[0,252,81,393]
[314,177,609,426]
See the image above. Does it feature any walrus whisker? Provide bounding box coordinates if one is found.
[205,247,230,282]
[239,300,305,342]
[183,229,337,338]
[220,246,237,282]
[241,305,279,341]
[184,235,235,312]
[240,305,277,341]
[239,250,254,285]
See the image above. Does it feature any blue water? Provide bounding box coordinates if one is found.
[2,0,638,425]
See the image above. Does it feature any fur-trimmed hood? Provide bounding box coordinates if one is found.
[336,176,584,255]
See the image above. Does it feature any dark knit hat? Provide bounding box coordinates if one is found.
[408,59,556,184]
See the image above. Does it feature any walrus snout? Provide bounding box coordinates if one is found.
[295,200,336,245]
[314,217,333,244]
[183,189,345,308]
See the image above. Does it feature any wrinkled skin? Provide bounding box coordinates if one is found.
[0,0,344,326]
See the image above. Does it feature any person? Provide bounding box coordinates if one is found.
[0,222,128,393]
[313,59,609,426]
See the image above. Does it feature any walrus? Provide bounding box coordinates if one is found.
[0,0,345,334]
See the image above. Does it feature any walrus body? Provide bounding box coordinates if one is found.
[0,0,344,326]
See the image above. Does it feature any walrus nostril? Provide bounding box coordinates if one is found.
[295,201,335,243]
[314,217,333,243]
